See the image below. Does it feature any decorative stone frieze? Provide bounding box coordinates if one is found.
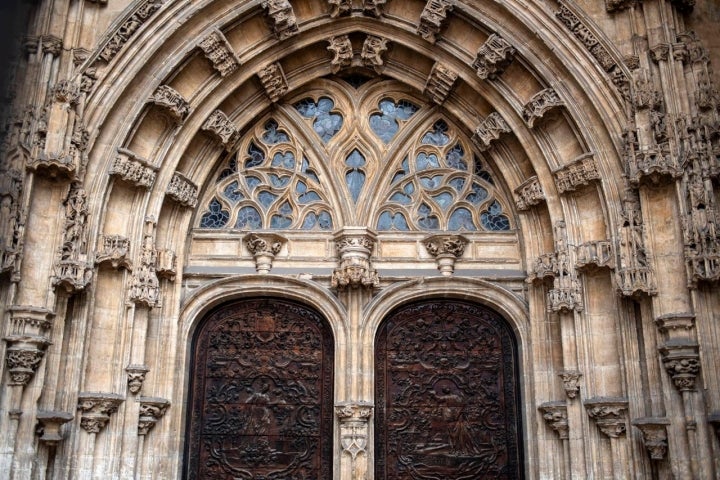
[538,401,569,439]
[95,234,131,270]
[327,0,352,17]
[36,411,74,446]
[0,168,24,279]
[258,62,288,103]
[659,341,700,392]
[554,153,600,193]
[149,85,191,123]
[109,148,157,189]
[197,30,240,77]
[166,171,198,208]
[514,176,545,211]
[522,88,563,128]
[576,240,614,270]
[417,0,454,44]
[363,0,386,17]
[328,35,353,73]
[77,392,124,434]
[361,35,389,74]
[331,227,379,290]
[126,365,149,394]
[137,397,170,435]
[423,234,468,276]
[632,417,670,460]
[472,33,516,80]
[98,0,164,62]
[53,184,93,294]
[583,397,629,438]
[262,0,299,40]
[615,189,657,296]
[472,112,511,151]
[201,110,240,150]
[244,233,286,274]
[128,221,161,308]
[424,62,457,104]
[558,370,582,399]
[156,249,176,281]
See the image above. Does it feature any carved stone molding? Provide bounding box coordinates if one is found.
[126,365,149,395]
[514,176,545,211]
[472,33,516,80]
[166,171,198,208]
[109,148,157,189]
[327,0,352,17]
[331,227,379,290]
[244,232,287,274]
[336,403,373,460]
[77,392,124,434]
[36,411,74,446]
[53,184,93,294]
[3,336,51,386]
[424,62,458,104]
[258,62,288,103]
[328,35,353,73]
[137,397,170,435]
[128,222,161,308]
[202,110,240,150]
[98,0,163,63]
[198,30,240,77]
[149,85,191,123]
[576,240,615,271]
[583,397,629,438]
[538,401,569,439]
[423,234,468,276]
[361,35,389,74]
[417,0,454,44]
[363,0,386,17]
[96,235,131,270]
[558,370,582,399]
[262,0,299,40]
[554,153,600,194]
[632,417,670,460]
[615,189,657,296]
[522,88,563,128]
[659,341,700,392]
[472,112,511,151]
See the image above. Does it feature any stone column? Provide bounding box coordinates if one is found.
[336,403,373,480]
[243,232,286,274]
[538,401,571,479]
[423,234,468,276]
[135,397,169,478]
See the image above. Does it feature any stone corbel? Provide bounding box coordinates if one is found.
[258,62,288,103]
[472,33,516,80]
[575,240,615,271]
[632,417,670,460]
[109,148,157,189]
[424,62,458,105]
[197,30,240,77]
[538,401,569,439]
[166,171,198,208]
[417,0,454,44]
[583,397,629,438]
[125,365,149,395]
[423,234,468,276]
[361,35,389,74]
[137,397,170,435]
[4,306,54,387]
[327,35,353,73]
[659,340,700,392]
[202,110,240,150]
[514,176,545,211]
[558,370,582,399]
[244,233,286,274]
[522,88,563,128]
[149,85,191,123]
[472,112,511,151]
[156,249,177,281]
[336,403,373,479]
[36,411,74,446]
[77,392,124,434]
[96,235,131,270]
[262,0,299,40]
[553,153,600,194]
[331,227,379,290]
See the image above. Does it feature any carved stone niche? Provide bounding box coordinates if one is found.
[417,0,454,44]
[472,33,516,80]
[331,227,379,290]
[137,397,170,435]
[96,235,131,270]
[423,234,468,276]
[125,364,149,395]
[36,410,74,446]
[522,88,563,128]
[538,401,569,440]
[558,370,582,399]
[583,397,629,438]
[109,148,157,189]
[149,85,191,123]
[632,417,670,460]
[514,176,545,211]
[77,392,124,434]
[262,0,299,40]
[3,306,54,387]
[243,232,287,274]
[658,340,700,392]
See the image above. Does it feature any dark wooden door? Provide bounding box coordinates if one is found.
[375,300,523,479]
[185,298,334,479]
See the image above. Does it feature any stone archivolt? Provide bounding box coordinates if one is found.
[97,0,164,63]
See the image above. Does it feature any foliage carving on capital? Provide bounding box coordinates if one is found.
[244,233,286,274]
[472,33,516,80]
[424,62,458,104]
[77,392,124,434]
[424,234,468,276]
[262,0,299,40]
[328,35,353,73]
[98,0,164,63]
[258,62,288,103]
[583,397,629,438]
[472,112,511,151]
[554,153,600,193]
[327,0,352,17]
[166,171,198,208]
[632,417,670,460]
[150,85,191,123]
[4,337,51,386]
[362,35,389,74]
[137,397,170,435]
[538,401,569,439]
[522,88,563,128]
[110,148,157,188]
[558,370,582,399]
[417,0,454,44]
[514,176,545,211]
[41,35,63,56]
[659,341,700,392]
[53,184,93,294]
[198,30,240,77]
[202,110,240,150]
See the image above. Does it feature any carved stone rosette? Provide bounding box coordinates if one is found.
[423,234,468,276]
[632,417,670,460]
[331,227,379,290]
[96,234,131,270]
[4,306,54,387]
[36,410,74,446]
[361,35,389,74]
[658,341,700,392]
[558,370,582,399]
[538,401,569,439]
[125,364,149,395]
[243,232,287,274]
[583,397,629,438]
[77,392,124,434]
[137,397,170,435]
[328,35,353,73]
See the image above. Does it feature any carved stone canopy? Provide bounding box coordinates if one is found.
[583,397,629,438]
[423,234,468,276]
[632,417,670,460]
[538,401,569,440]
[36,410,74,445]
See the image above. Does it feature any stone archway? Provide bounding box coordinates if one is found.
[184,297,335,479]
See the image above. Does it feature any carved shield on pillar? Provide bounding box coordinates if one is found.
[375,300,523,479]
[185,298,334,479]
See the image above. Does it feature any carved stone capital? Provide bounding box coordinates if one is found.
[538,401,569,440]
[166,171,198,208]
[262,0,299,40]
[472,112,511,151]
[96,235,131,270]
[41,35,62,56]
[417,0,454,44]
[110,148,157,189]
[554,153,600,194]
[361,35,389,74]
[198,30,240,77]
[137,397,170,435]
[514,176,545,211]
[558,370,582,399]
[472,33,516,80]
[4,335,51,386]
[244,233,287,274]
[522,88,563,128]
[584,397,629,438]
[649,43,670,63]
[202,110,240,150]
[150,85,191,123]
[125,365,149,395]
[327,35,353,73]
[258,62,288,103]
[36,410,74,446]
[659,341,700,392]
[331,227,379,290]
[336,403,373,460]
[423,234,468,276]
[632,417,670,460]
[77,392,124,434]
[424,62,458,104]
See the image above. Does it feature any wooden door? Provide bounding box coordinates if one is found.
[375,300,523,479]
[185,298,334,479]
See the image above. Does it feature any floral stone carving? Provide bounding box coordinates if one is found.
[137,397,170,435]
[583,397,629,438]
[244,233,286,274]
[632,417,670,460]
[538,401,569,439]
[4,336,51,386]
[97,0,163,62]
[554,153,600,194]
[659,341,700,392]
[198,30,240,77]
[149,85,191,123]
[417,0,454,44]
[423,234,468,276]
[77,392,124,434]
[166,171,198,208]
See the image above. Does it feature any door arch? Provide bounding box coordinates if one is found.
[375,299,523,479]
[184,297,334,479]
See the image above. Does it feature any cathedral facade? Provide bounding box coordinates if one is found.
[0,0,719,478]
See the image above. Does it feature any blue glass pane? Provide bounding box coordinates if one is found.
[269,174,290,187]
[294,97,342,142]
[377,211,409,231]
[271,152,295,169]
[421,120,449,146]
[418,203,440,229]
[301,157,320,184]
[449,177,465,191]
[298,191,321,204]
[301,211,333,230]
[396,100,419,120]
[302,212,317,229]
[391,157,410,184]
[346,170,365,202]
[317,97,334,113]
[389,191,413,204]
[245,142,265,168]
[246,176,262,191]
[262,120,289,144]
[481,201,511,231]
[416,153,440,170]
[345,150,366,168]
[217,154,238,181]
[257,190,278,209]
[474,156,495,184]
[446,144,467,170]
[295,98,317,117]
[466,183,488,205]
[448,208,477,231]
[369,99,419,143]
[270,201,293,228]
[223,181,244,203]
[236,206,262,229]
[199,198,230,228]
[318,211,333,229]
[420,175,443,189]
[369,112,399,143]
[432,192,454,210]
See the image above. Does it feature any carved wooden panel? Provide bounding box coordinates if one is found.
[375,300,523,479]
[185,298,334,479]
